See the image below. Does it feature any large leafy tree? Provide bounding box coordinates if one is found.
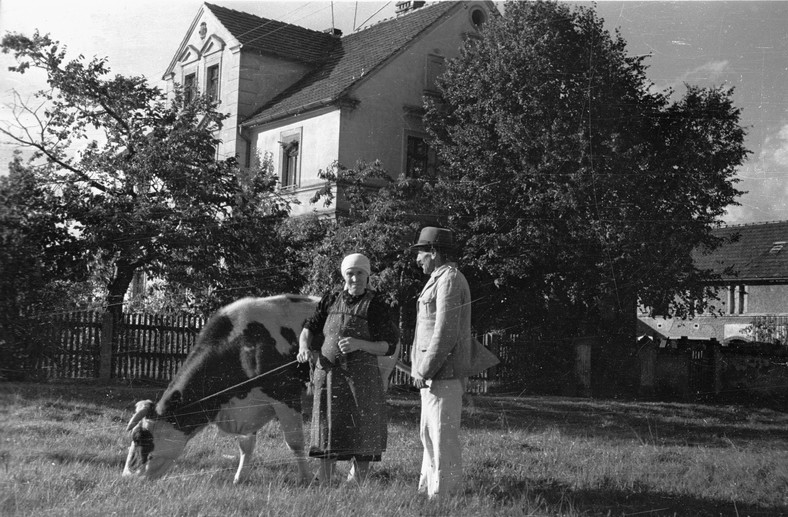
[424,1,748,391]
[0,154,84,378]
[287,160,434,341]
[1,32,293,321]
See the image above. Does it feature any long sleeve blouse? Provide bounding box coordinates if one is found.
[304,290,399,356]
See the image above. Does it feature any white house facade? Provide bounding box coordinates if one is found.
[163,1,497,215]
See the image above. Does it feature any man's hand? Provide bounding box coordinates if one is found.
[413,378,428,389]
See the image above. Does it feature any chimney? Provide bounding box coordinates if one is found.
[395,1,426,16]
[323,27,343,38]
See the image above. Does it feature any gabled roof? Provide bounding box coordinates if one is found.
[693,221,788,282]
[241,1,462,127]
[204,3,338,64]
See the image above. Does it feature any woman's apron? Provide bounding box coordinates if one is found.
[309,290,387,461]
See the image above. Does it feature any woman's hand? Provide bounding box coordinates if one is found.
[338,337,360,355]
[338,337,390,356]
[297,348,312,363]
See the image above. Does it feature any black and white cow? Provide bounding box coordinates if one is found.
[123,294,401,483]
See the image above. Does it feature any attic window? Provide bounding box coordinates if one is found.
[769,241,786,254]
[470,7,488,28]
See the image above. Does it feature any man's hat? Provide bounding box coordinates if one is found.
[410,227,457,251]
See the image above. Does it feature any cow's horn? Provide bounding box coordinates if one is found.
[126,399,154,432]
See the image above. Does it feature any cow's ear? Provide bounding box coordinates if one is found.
[126,400,154,432]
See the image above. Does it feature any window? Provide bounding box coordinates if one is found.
[183,73,196,104]
[424,55,445,93]
[405,135,437,178]
[279,131,301,188]
[470,7,488,28]
[728,284,748,315]
[206,64,219,102]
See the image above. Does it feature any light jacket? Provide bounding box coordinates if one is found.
[411,263,472,381]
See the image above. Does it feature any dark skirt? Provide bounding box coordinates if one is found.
[309,352,387,461]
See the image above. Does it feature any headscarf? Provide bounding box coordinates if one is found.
[340,253,371,277]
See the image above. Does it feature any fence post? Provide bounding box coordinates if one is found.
[99,312,114,381]
[574,338,592,397]
[483,333,499,380]
[712,341,723,396]
[638,341,656,397]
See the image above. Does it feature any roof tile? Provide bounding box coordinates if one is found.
[693,221,788,281]
[240,1,460,126]
[204,2,339,63]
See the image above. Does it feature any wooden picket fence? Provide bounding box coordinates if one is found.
[113,312,205,381]
[29,310,578,395]
[33,311,104,380]
[32,311,204,381]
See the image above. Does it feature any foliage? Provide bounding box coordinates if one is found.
[0,154,86,378]
[0,31,293,320]
[289,160,438,334]
[424,1,749,337]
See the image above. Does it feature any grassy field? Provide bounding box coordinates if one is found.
[0,381,787,517]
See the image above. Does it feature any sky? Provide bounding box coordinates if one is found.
[1,1,787,225]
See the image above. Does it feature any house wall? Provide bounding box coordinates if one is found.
[338,3,487,175]
[249,107,342,216]
[639,283,788,345]
[164,9,316,165]
[744,284,788,314]
[164,11,243,162]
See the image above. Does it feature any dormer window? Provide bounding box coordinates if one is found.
[769,241,786,254]
[470,7,488,28]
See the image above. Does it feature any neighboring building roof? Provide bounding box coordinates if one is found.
[241,1,461,127]
[204,3,338,64]
[693,221,788,282]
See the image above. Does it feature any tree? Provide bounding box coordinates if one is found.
[0,31,293,322]
[287,160,436,341]
[0,153,83,378]
[424,1,748,392]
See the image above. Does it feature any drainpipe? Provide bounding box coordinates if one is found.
[238,125,252,168]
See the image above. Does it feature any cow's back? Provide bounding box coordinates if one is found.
[155,295,319,433]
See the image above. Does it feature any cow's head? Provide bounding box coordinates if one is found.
[122,400,188,480]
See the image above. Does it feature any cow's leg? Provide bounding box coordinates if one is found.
[273,403,311,484]
[234,433,256,484]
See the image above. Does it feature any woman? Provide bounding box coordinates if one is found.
[297,253,399,485]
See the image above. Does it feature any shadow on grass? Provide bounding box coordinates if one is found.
[385,390,788,448]
[470,474,787,516]
[5,381,788,449]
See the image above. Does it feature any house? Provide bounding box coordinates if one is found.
[638,220,788,346]
[162,1,497,215]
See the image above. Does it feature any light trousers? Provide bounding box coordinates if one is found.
[418,378,463,498]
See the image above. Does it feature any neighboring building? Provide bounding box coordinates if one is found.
[638,220,788,346]
[163,1,496,215]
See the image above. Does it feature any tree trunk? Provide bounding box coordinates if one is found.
[104,260,137,353]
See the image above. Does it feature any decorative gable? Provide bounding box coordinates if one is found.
[178,45,201,66]
[200,35,225,57]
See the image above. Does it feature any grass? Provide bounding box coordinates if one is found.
[0,381,787,516]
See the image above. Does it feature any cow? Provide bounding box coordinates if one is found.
[123,294,402,484]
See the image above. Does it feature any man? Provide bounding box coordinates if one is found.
[410,226,474,499]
